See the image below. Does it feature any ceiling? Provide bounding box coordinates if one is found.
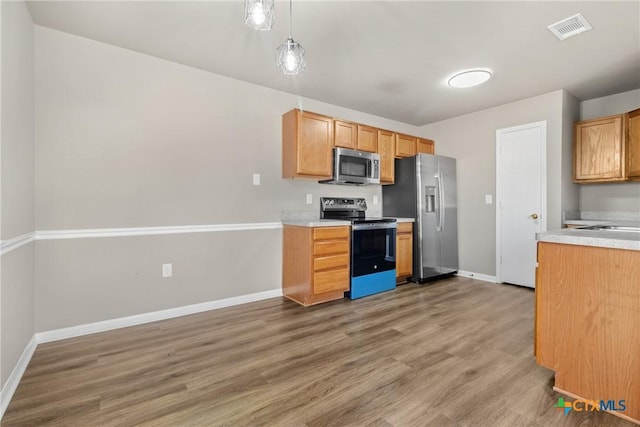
[26,1,640,126]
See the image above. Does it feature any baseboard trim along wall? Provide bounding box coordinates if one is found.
[0,335,38,419]
[37,288,283,343]
[0,222,283,256]
[456,270,498,283]
[0,288,283,421]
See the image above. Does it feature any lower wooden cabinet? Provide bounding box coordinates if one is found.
[396,222,413,281]
[283,225,350,306]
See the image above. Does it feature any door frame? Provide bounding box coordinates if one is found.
[495,121,547,284]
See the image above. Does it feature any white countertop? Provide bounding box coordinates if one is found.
[537,221,640,251]
[282,217,415,228]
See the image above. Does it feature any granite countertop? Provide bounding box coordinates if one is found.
[537,221,640,251]
[282,217,415,228]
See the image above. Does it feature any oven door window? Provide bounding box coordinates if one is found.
[351,228,396,277]
[340,156,370,178]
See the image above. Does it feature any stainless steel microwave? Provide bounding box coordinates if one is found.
[320,148,380,185]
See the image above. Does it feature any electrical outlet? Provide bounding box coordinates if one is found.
[485,194,493,205]
[162,263,172,278]
[252,173,260,186]
[373,195,379,205]
[306,194,313,205]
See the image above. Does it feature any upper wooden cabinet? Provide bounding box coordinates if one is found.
[334,119,357,149]
[378,129,395,184]
[357,124,378,152]
[283,109,333,179]
[574,114,626,183]
[395,134,417,158]
[416,137,435,154]
[282,108,437,183]
[627,108,640,180]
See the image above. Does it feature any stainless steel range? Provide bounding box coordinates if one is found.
[320,197,397,299]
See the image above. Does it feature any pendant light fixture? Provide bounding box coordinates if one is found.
[276,0,305,75]
[244,0,274,31]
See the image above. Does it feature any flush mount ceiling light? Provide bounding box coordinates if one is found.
[276,0,305,75]
[244,0,274,31]
[447,69,492,88]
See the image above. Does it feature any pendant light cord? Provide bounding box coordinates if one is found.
[289,0,293,37]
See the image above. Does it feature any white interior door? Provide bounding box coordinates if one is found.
[496,121,546,288]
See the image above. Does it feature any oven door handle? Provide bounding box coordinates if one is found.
[352,223,398,231]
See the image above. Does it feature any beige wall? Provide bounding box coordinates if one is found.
[1,1,35,388]
[578,88,640,214]
[419,90,567,276]
[33,26,421,331]
[561,91,580,220]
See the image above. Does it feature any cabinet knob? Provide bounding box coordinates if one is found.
[529,213,539,220]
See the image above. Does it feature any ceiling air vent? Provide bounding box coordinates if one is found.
[548,13,592,40]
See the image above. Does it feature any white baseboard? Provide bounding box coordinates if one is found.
[0,288,282,421]
[1,335,38,419]
[456,270,498,283]
[37,288,283,343]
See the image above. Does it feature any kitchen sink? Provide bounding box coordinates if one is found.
[579,225,640,232]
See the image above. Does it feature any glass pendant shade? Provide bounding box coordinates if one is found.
[244,0,274,31]
[276,37,305,75]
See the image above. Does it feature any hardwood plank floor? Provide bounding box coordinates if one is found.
[3,277,634,426]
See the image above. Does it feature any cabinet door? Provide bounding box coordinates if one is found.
[574,115,625,182]
[417,137,435,154]
[357,124,378,152]
[378,130,395,184]
[396,223,413,278]
[334,120,357,149]
[395,134,417,158]
[627,109,640,179]
[282,110,333,179]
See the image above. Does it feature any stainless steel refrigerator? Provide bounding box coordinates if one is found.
[382,154,458,282]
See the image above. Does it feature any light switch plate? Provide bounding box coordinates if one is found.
[162,263,172,278]
[373,195,379,205]
[485,194,493,204]
[306,194,313,205]
[252,174,260,186]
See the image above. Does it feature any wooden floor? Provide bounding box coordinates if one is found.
[3,277,634,426]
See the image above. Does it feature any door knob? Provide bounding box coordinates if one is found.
[529,213,539,219]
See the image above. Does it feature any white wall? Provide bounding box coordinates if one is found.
[578,89,640,214]
[1,0,35,392]
[33,26,422,331]
[419,90,568,277]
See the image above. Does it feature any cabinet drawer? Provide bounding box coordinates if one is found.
[313,227,350,241]
[314,240,349,256]
[397,222,413,234]
[314,254,350,272]
[313,268,350,294]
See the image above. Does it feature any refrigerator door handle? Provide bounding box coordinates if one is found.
[436,172,444,231]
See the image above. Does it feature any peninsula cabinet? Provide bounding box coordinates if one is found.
[378,129,395,184]
[283,225,350,306]
[334,119,357,150]
[627,108,640,180]
[574,114,626,182]
[282,109,333,179]
[395,133,417,158]
[535,242,640,424]
[396,222,413,282]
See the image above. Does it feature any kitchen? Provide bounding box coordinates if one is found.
[2,1,639,425]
